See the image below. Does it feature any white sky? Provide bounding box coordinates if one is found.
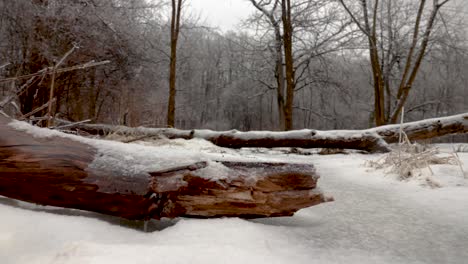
[189,0,252,31]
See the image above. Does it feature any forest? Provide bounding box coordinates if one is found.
[0,0,466,132]
[1,1,468,263]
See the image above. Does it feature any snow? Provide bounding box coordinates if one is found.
[2,122,468,263]
[8,121,218,181]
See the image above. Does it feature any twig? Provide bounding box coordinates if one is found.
[55,46,77,69]
[51,119,92,130]
[16,75,41,97]
[0,95,15,109]
[46,69,57,127]
[451,146,467,179]
[47,46,77,127]
[28,116,50,122]
[398,107,405,145]
[0,60,111,83]
[0,63,10,70]
[122,134,158,143]
[0,71,38,109]
[20,98,56,120]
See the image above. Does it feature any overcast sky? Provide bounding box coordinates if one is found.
[190,0,252,31]
[189,0,468,32]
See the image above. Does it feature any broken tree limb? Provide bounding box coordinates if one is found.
[56,113,468,153]
[0,116,328,219]
[56,121,390,153]
[371,112,468,143]
[50,119,92,130]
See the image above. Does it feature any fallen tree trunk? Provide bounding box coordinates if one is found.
[0,116,328,219]
[371,113,468,143]
[57,121,390,153]
[57,113,467,153]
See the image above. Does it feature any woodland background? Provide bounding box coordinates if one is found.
[0,0,467,132]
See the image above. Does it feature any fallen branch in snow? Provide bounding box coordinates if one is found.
[371,113,468,143]
[55,113,468,153]
[50,118,92,130]
[56,122,390,153]
[0,115,329,219]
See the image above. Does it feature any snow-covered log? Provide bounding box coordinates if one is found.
[372,113,468,143]
[0,116,328,220]
[59,121,390,153]
[58,113,467,152]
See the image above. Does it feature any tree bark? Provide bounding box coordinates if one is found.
[167,0,182,128]
[0,115,328,220]
[281,0,296,131]
[248,0,287,131]
[274,18,287,131]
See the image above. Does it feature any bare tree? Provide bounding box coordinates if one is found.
[249,0,287,130]
[247,0,352,130]
[167,0,183,128]
[338,0,452,125]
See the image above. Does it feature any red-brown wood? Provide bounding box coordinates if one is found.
[0,116,328,219]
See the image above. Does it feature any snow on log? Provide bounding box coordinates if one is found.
[0,116,328,220]
[371,113,468,143]
[58,121,390,153]
[57,112,468,152]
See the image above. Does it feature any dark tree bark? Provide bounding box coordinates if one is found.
[0,115,328,219]
[281,0,295,130]
[249,0,287,130]
[167,0,182,128]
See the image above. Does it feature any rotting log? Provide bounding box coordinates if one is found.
[56,112,468,152]
[0,116,329,220]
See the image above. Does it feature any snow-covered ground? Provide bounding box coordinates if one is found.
[1,134,468,263]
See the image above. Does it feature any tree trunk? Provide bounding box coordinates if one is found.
[249,0,287,131]
[372,113,468,143]
[60,124,390,153]
[282,0,296,131]
[274,22,286,131]
[167,0,182,128]
[57,113,468,153]
[0,115,328,220]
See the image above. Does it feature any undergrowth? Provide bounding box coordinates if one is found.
[366,133,465,188]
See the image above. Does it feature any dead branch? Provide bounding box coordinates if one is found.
[57,113,468,153]
[20,98,56,120]
[372,112,468,143]
[0,60,111,83]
